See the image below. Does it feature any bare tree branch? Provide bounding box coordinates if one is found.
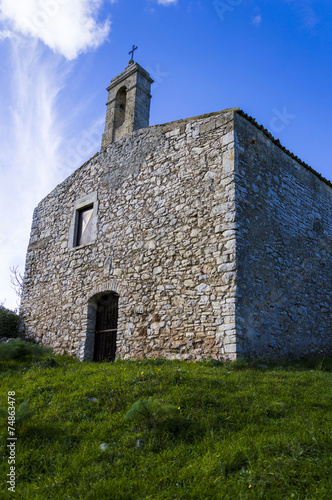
[9,266,24,298]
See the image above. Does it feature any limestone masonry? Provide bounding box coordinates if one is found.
[20,61,332,361]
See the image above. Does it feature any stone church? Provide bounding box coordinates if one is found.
[20,60,332,362]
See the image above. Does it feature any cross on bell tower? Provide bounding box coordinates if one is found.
[128,44,138,61]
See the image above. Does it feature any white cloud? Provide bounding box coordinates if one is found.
[252,14,262,27]
[0,28,12,39]
[157,0,177,5]
[0,38,70,308]
[0,0,111,60]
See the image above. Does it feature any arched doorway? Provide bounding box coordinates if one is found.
[93,293,119,362]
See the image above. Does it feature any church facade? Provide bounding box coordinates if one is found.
[20,61,332,361]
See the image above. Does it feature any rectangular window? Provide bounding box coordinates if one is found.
[76,205,93,246]
[68,191,98,250]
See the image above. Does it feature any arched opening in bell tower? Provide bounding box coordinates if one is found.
[114,86,127,130]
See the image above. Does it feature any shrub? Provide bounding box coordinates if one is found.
[0,399,34,432]
[16,399,34,425]
[123,397,179,429]
[0,304,20,338]
[0,339,51,361]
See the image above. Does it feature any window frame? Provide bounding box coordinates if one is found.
[68,192,98,250]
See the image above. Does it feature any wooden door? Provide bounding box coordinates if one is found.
[93,293,119,362]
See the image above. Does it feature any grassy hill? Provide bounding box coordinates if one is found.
[1,340,331,499]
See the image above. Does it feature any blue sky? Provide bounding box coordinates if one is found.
[1,0,332,309]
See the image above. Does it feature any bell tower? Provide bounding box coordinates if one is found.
[101,60,154,148]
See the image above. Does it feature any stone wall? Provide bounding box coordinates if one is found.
[21,110,238,361]
[234,113,332,358]
[21,108,332,361]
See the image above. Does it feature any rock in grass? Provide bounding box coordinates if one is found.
[100,443,108,451]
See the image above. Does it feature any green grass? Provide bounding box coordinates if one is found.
[1,342,332,499]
